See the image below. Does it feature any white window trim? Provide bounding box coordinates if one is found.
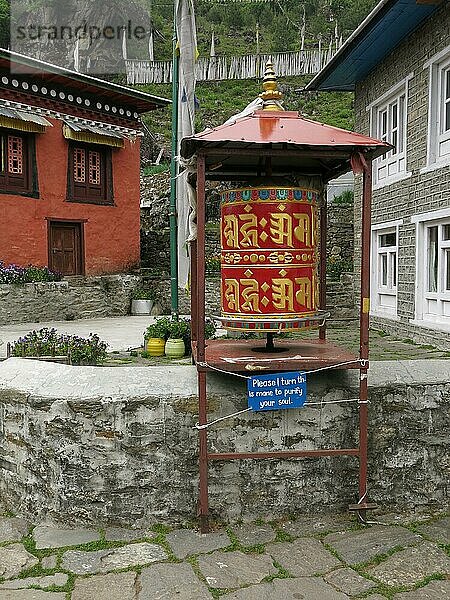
[370,219,403,320]
[412,208,450,332]
[368,74,413,189]
[423,45,450,169]
[372,171,412,191]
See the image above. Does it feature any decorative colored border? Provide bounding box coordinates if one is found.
[221,187,319,204]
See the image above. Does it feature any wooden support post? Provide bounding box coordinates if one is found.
[319,194,327,340]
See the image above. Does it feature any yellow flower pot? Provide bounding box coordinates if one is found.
[147,337,165,356]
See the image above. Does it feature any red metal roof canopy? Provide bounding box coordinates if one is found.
[181,110,391,182]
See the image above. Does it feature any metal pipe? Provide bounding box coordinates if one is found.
[208,448,359,460]
[169,15,179,319]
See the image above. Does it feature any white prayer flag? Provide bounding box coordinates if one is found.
[175,0,198,290]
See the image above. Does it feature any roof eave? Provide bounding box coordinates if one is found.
[0,48,171,112]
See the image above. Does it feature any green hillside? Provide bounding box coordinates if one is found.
[148,0,378,60]
[139,0,378,150]
[140,76,354,150]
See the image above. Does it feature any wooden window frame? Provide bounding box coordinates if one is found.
[66,143,114,205]
[0,129,39,197]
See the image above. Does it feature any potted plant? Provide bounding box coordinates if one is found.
[143,317,217,358]
[165,318,191,358]
[131,287,156,315]
[145,317,171,356]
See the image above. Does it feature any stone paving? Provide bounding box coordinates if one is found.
[0,511,448,599]
[1,315,449,362]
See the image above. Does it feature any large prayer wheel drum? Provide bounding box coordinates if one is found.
[219,186,323,331]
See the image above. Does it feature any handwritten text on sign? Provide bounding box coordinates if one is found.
[248,371,307,411]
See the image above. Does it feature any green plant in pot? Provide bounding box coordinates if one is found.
[144,317,217,359]
[131,287,157,315]
[165,318,192,358]
[145,316,170,356]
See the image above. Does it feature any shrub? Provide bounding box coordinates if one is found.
[142,163,170,177]
[132,287,157,300]
[0,261,61,284]
[11,328,108,365]
[332,190,354,206]
[144,317,217,351]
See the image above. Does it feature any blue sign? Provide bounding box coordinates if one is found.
[247,371,307,412]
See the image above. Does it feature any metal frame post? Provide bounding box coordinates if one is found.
[190,239,198,344]
[196,154,209,532]
[319,192,328,341]
[358,158,372,511]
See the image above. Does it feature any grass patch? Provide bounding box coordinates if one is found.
[209,587,236,598]
[273,529,294,543]
[142,163,170,177]
[352,544,408,570]
[262,560,292,583]
[224,528,266,555]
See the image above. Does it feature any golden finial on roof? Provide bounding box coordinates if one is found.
[259,61,284,111]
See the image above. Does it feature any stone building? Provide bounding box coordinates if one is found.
[306,0,449,349]
[0,49,169,276]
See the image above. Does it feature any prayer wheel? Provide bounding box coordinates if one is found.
[219,186,325,331]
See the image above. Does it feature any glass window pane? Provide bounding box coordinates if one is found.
[399,96,405,152]
[446,249,450,291]
[446,100,450,133]
[379,232,396,247]
[443,224,450,241]
[380,110,387,138]
[427,226,438,293]
[446,69,450,101]
[392,253,397,287]
[381,253,387,286]
[392,102,398,129]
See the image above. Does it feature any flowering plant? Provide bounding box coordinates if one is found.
[0,261,62,284]
[11,328,108,365]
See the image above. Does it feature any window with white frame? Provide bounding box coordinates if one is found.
[371,223,400,317]
[369,79,409,186]
[413,211,450,329]
[425,49,450,166]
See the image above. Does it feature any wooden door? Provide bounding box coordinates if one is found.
[49,222,83,276]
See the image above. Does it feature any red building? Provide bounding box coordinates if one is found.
[0,49,169,276]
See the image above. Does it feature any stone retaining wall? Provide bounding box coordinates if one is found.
[0,358,447,526]
[0,275,141,325]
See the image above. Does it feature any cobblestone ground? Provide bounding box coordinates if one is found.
[103,326,450,367]
[292,327,450,361]
[0,511,448,599]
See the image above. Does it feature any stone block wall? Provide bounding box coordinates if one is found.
[353,4,450,349]
[0,358,447,526]
[0,275,141,325]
